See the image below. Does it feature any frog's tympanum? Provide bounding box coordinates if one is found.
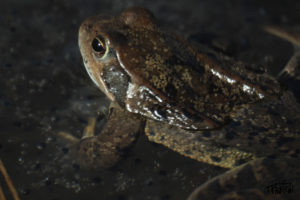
[68,6,299,199]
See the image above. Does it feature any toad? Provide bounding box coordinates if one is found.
[60,7,300,199]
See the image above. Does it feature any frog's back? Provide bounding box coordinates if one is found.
[114,8,284,131]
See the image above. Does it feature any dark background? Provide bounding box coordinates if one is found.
[0,0,299,199]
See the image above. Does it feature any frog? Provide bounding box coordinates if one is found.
[60,6,300,199]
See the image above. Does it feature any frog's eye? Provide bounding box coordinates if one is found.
[92,36,106,57]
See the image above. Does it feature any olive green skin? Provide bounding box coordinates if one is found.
[77,7,300,199]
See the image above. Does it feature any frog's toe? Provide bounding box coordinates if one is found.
[278,51,300,81]
[277,52,300,100]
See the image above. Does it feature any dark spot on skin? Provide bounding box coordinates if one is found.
[149,131,155,136]
[260,138,267,145]
[165,83,177,97]
[230,120,241,128]
[195,63,205,74]
[218,143,229,149]
[234,159,248,167]
[160,136,165,141]
[85,24,93,31]
[277,137,295,146]
[202,131,211,137]
[247,135,254,140]
[184,150,192,155]
[208,84,216,94]
[256,126,268,132]
[267,108,280,116]
[266,154,277,159]
[249,132,258,137]
[210,156,222,163]
[225,131,237,140]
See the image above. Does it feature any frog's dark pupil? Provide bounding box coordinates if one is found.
[92,38,105,52]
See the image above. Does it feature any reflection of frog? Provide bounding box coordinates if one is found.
[63,6,300,199]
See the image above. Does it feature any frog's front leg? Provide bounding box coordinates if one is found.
[58,107,144,169]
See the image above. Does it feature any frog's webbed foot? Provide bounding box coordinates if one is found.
[58,108,144,169]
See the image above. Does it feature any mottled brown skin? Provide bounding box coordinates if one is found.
[79,7,282,131]
[75,7,300,199]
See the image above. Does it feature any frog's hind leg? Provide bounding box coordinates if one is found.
[57,108,144,169]
[264,26,300,99]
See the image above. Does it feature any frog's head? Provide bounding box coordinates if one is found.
[78,7,157,107]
